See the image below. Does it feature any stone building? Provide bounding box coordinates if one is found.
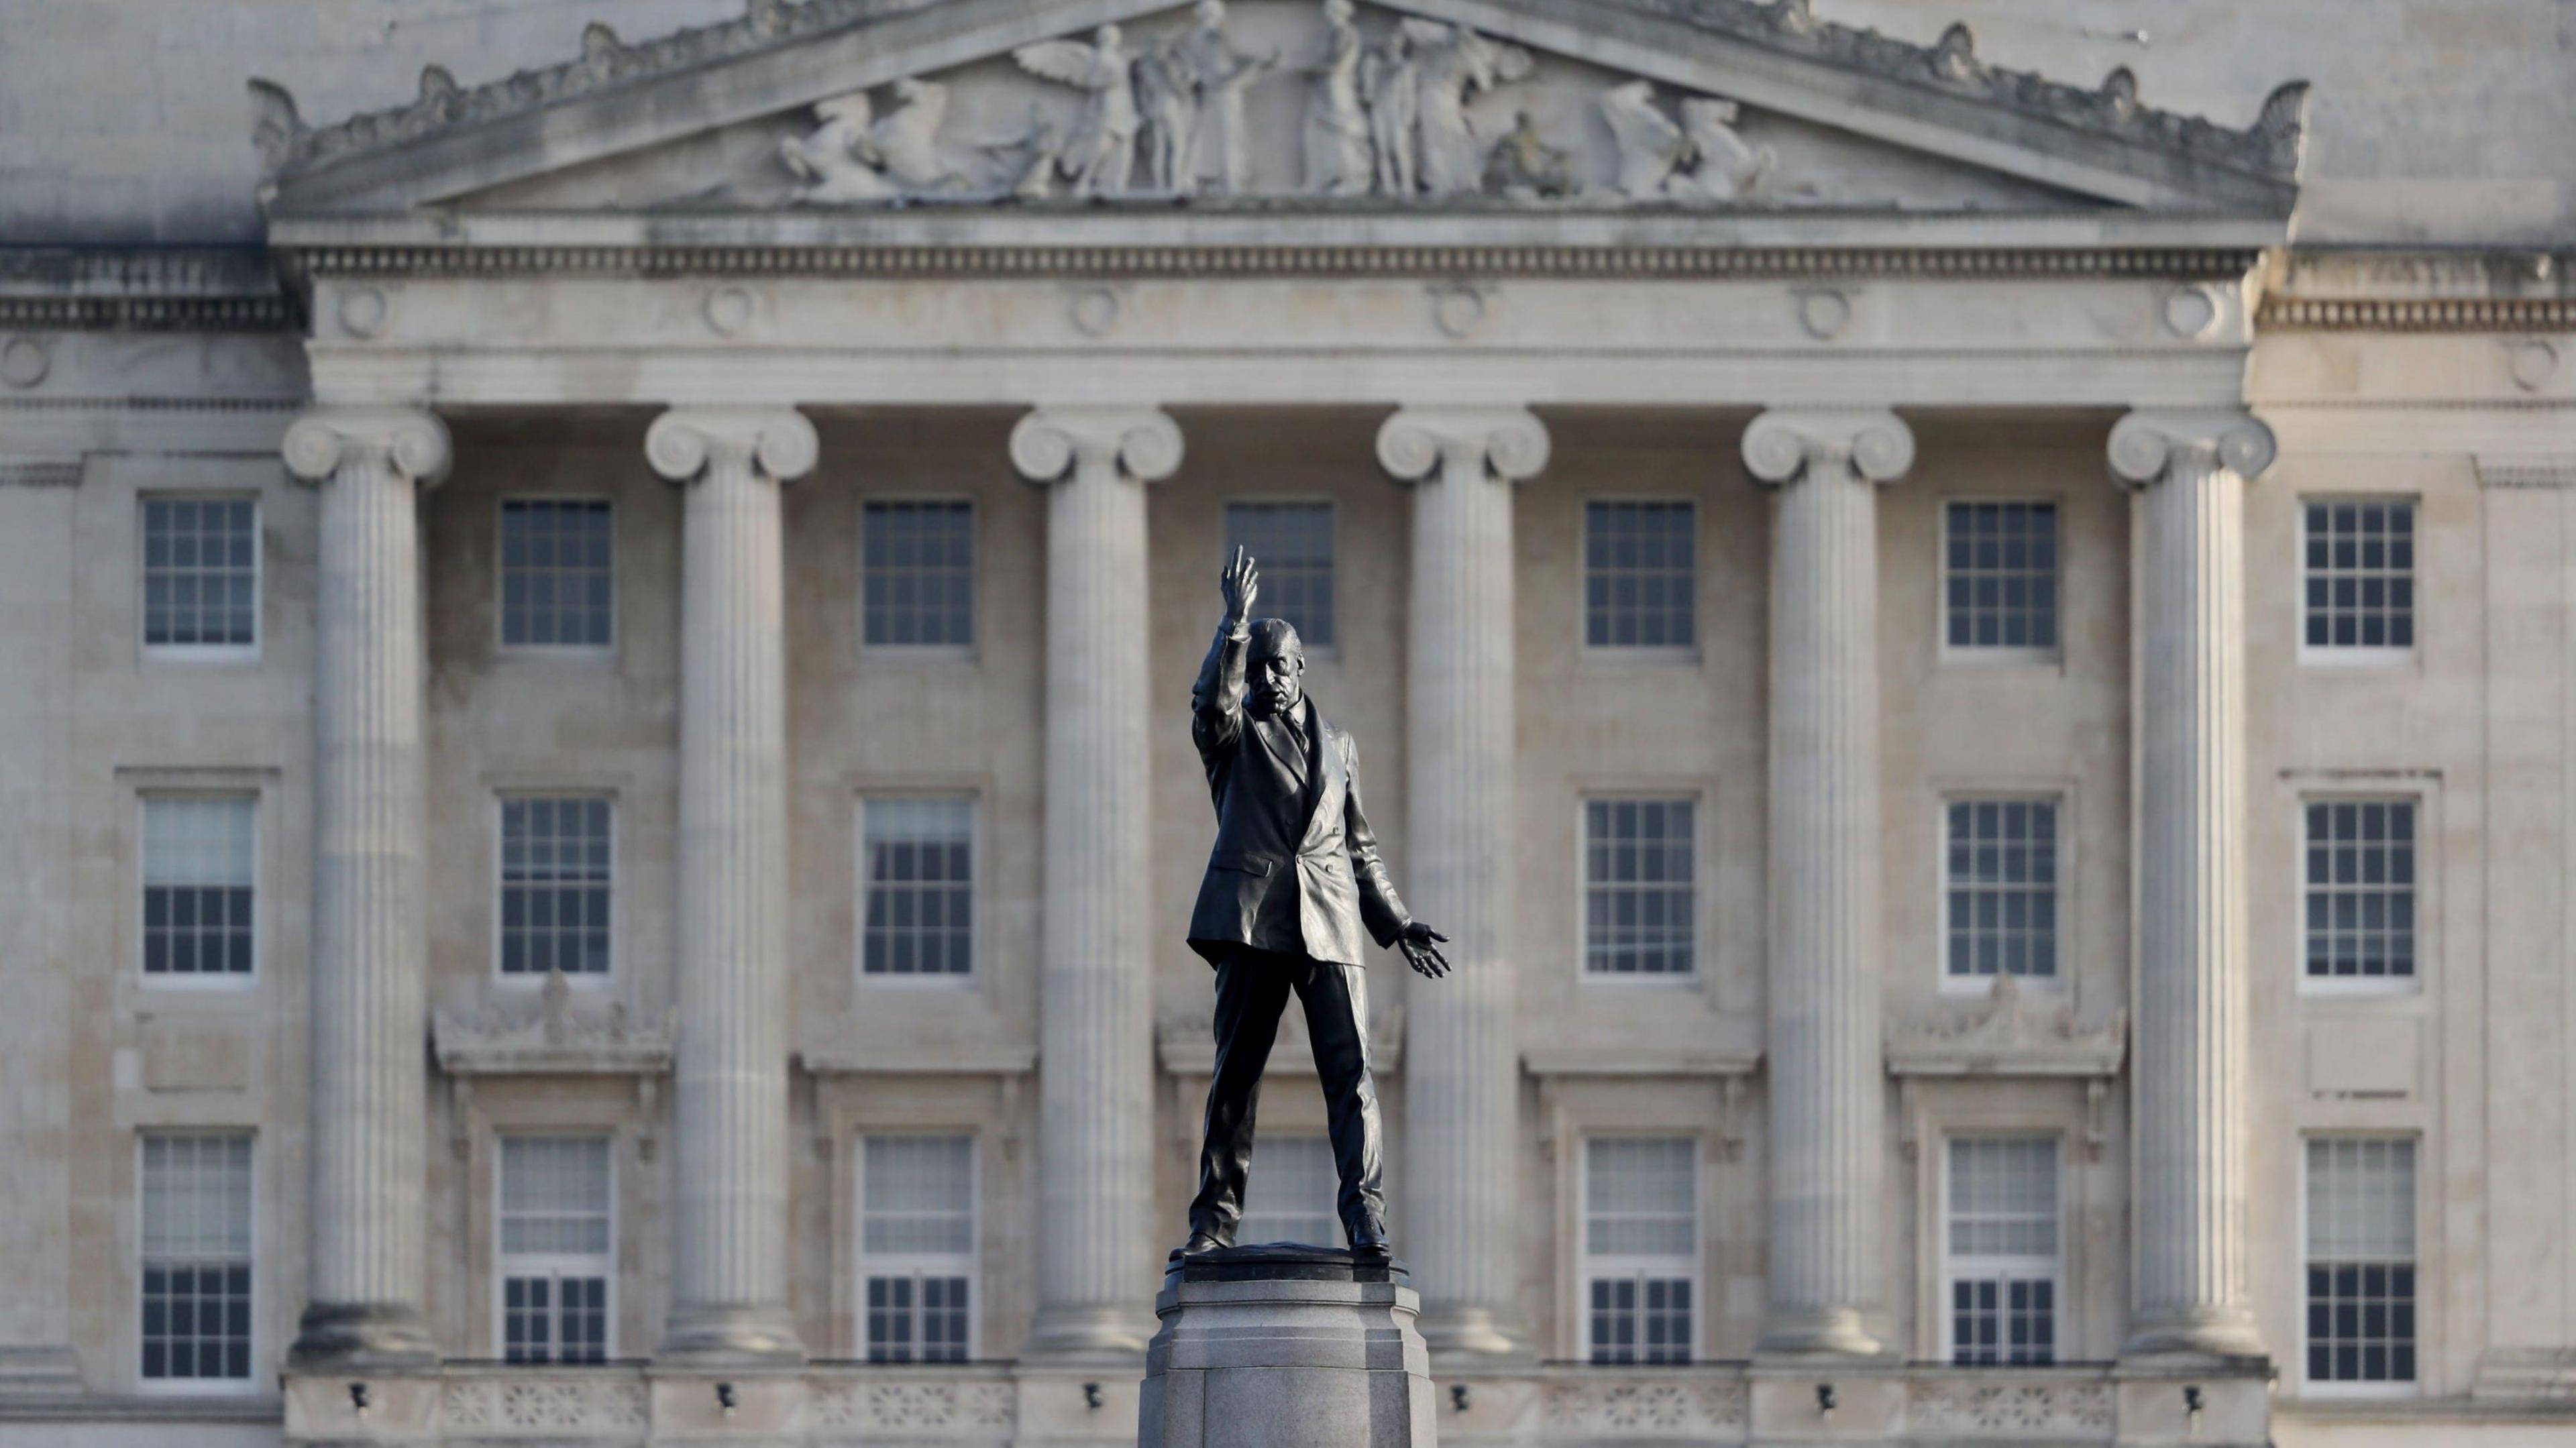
[0,0,2571,1444]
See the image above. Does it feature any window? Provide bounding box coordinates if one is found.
[1583,797,1695,977]
[1238,1135,1340,1247]
[1585,500,1697,651]
[498,797,612,978]
[863,501,974,649]
[1582,1138,1696,1365]
[1943,1137,2059,1366]
[142,497,258,655]
[861,797,974,979]
[498,499,614,649]
[497,1135,612,1364]
[860,1135,975,1363]
[1944,502,2058,655]
[1225,502,1335,647]
[2305,1137,2416,1390]
[142,795,256,981]
[140,1132,254,1384]
[1945,799,2059,985]
[2304,800,2416,991]
[2303,501,2415,655]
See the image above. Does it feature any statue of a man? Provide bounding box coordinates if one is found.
[1181,548,1451,1259]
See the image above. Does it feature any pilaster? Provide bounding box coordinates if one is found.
[1010,406,1183,1360]
[1376,406,1548,1359]
[1741,408,1914,1359]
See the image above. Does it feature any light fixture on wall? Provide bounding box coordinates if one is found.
[1816,1383,1837,1422]
[349,1382,371,1419]
[2184,1384,2204,1434]
[1450,1384,1471,1413]
[1082,1382,1104,1410]
[716,1382,739,1418]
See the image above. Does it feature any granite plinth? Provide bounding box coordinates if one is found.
[1138,1244,1436,1448]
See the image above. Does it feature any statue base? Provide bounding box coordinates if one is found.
[1138,1243,1436,1448]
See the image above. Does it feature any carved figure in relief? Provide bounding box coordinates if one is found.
[985,105,1066,201]
[1598,80,1692,200]
[777,78,965,205]
[1177,0,1272,195]
[1301,0,1375,195]
[1598,82,1777,205]
[1013,25,1142,197]
[1404,19,1532,196]
[1358,26,1419,196]
[1672,98,1776,202]
[1483,111,1575,199]
[1134,36,1196,192]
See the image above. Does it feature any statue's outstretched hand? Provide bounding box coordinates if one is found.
[1397,922,1450,979]
[1221,545,1259,626]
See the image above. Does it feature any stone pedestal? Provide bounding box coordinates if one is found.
[1138,1247,1436,1448]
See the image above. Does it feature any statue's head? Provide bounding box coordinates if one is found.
[1324,0,1354,22]
[1246,618,1306,718]
[1097,22,1123,48]
[1195,0,1226,27]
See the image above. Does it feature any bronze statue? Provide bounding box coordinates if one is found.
[1181,547,1450,1260]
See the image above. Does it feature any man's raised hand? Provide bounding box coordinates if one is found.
[1221,544,1259,625]
[1397,921,1451,979]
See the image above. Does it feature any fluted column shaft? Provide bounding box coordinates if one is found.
[1377,408,1549,1358]
[646,408,818,1362]
[1012,408,1183,1358]
[283,409,451,1366]
[1741,409,1914,1359]
[2109,410,2275,1359]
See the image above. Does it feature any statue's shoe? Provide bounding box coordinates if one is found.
[1181,1230,1231,1256]
[1348,1223,1393,1259]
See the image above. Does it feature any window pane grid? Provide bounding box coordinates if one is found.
[1583,798,1695,977]
[498,500,614,649]
[2304,801,2416,983]
[1944,502,2058,652]
[140,1133,254,1382]
[2306,1138,2416,1385]
[142,497,258,649]
[1238,1135,1340,1246]
[142,797,256,978]
[1945,799,2059,981]
[863,501,975,648]
[1226,502,1336,647]
[862,1136,974,1363]
[863,797,974,978]
[1583,1138,1696,1365]
[1946,1137,2059,1367]
[500,797,612,977]
[1585,501,1697,650]
[2304,501,2416,651]
[498,1136,612,1364]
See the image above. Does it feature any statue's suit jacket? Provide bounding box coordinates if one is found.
[1185,621,1410,968]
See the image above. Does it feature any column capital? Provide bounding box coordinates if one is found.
[282,408,451,488]
[1375,406,1549,484]
[2106,410,2276,491]
[1009,406,1183,485]
[645,406,818,485]
[1740,408,1914,488]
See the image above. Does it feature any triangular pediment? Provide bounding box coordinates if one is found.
[254,0,2304,221]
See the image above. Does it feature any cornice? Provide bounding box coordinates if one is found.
[0,247,298,333]
[2259,296,2576,333]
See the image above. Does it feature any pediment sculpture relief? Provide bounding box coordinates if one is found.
[1884,972,2127,1078]
[773,0,1784,209]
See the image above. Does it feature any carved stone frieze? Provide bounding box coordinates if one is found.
[1885,974,2126,1078]
[1540,1376,1749,1436]
[809,1379,1017,1433]
[439,1374,651,1433]
[1905,1378,2115,1439]
[431,969,675,1076]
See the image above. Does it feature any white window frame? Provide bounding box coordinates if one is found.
[494,495,618,657]
[1576,793,1701,985]
[854,1133,980,1364]
[1937,497,2062,665]
[857,497,978,661]
[2298,1134,2420,1400]
[137,791,260,993]
[1576,1134,1701,1366]
[2298,794,2420,999]
[139,493,262,664]
[491,1133,617,1364]
[855,793,980,989]
[135,1130,258,1394]
[1937,1134,2064,1367]
[490,792,618,989]
[1937,793,2065,995]
[1222,496,1341,657]
[1579,497,1701,663]
[2298,496,2418,667]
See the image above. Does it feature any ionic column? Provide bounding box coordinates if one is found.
[1010,407,1183,1357]
[1740,408,1913,1359]
[1375,407,1549,1358]
[645,407,818,1362]
[282,409,451,1366]
[2108,410,2274,1359]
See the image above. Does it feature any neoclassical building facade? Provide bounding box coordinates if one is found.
[1,1,2571,1445]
